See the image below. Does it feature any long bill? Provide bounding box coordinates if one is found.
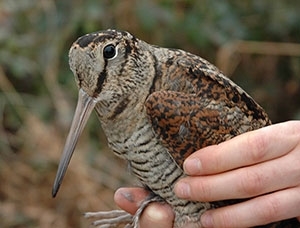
[52,89,96,197]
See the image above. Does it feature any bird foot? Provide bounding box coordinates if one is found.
[84,209,133,228]
[84,195,164,228]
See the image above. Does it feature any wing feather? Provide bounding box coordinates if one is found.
[145,55,271,168]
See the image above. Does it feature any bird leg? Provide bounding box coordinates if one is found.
[85,209,133,228]
[85,195,164,228]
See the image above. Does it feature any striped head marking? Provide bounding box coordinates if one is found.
[52,29,152,197]
[69,29,136,98]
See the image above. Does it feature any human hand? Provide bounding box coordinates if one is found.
[114,187,174,228]
[114,121,300,227]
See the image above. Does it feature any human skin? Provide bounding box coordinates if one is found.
[114,121,300,227]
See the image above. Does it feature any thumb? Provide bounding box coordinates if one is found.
[139,203,174,228]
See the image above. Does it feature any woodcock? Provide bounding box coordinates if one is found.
[52,29,300,228]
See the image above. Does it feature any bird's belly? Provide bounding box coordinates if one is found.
[108,123,211,227]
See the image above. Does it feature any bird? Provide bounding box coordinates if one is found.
[52,29,300,228]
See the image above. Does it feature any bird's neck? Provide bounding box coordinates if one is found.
[94,91,151,154]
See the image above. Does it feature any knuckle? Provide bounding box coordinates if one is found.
[193,179,213,201]
[216,210,238,228]
[239,169,264,196]
[246,132,268,162]
[292,157,300,184]
[258,197,281,222]
[293,155,300,171]
[287,121,300,136]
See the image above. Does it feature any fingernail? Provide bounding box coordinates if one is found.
[184,157,202,174]
[201,212,213,228]
[146,204,166,221]
[121,191,134,203]
[115,188,134,203]
[140,204,174,228]
[174,181,191,198]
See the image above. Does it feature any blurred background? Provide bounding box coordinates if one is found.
[1,0,300,227]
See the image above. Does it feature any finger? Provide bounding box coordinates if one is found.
[176,150,300,201]
[200,186,300,228]
[114,187,150,215]
[184,121,300,175]
[139,203,174,228]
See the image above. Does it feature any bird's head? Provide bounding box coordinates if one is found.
[69,30,134,97]
[52,29,154,197]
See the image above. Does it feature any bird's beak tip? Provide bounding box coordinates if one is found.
[52,187,58,198]
[51,89,96,198]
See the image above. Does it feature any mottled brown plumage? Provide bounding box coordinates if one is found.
[52,29,299,227]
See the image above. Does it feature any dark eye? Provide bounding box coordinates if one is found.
[103,44,116,59]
